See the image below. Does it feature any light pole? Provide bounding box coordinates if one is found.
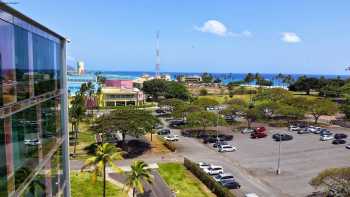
[276,134,281,175]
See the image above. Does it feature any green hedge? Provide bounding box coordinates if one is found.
[184,158,236,197]
[158,136,176,152]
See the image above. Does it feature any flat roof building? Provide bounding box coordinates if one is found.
[0,3,69,196]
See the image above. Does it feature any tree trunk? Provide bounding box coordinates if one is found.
[73,123,78,156]
[247,119,252,128]
[314,116,319,124]
[150,133,153,141]
[132,188,136,197]
[103,162,106,197]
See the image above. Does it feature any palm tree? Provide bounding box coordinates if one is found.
[81,143,123,197]
[125,160,153,197]
[70,93,85,157]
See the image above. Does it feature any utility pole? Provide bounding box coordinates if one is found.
[276,134,281,175]
[155,31,160,78]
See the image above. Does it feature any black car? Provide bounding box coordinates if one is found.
[157,129,171,135]
[272,133,293,141]
[332,139,346,145]
[219,180,241,189]
[203,137,217,144]
[334,133,348,139]
[169,120,186,128]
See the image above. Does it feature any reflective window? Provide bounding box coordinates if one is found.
[12,106,39,190]
[0,119,7,196]
[41,98,58,157]
[55,43,61,90]
[21,168,46,197]
[32,34,55,96]
[0,19,16,106]
[14,26,30,101]
[50,151,59,196]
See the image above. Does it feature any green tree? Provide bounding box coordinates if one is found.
[244,73,255,84]
[192,97,219,110]
[277,104,305,124]
[81,143,123,197]
[70,93,86,157]
[199,88,208,96]
[164,81,190,100]
[310,167,350,196]
[254,88,293,102]
[187,111,225,131]
[94,109,159,142]
[125,160,153,197]
[307,99,338,124]
[201,72,213,83]
[142,79,168,100]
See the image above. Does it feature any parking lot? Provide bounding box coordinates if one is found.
[197,126,350,196]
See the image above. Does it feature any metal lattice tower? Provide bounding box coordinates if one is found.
[155,31,160,78]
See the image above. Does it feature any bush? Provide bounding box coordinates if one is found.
[158,136,176,152]
[199,88,208,96]
[184,158,236,197]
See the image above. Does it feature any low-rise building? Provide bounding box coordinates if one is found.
[100,80,144,107]
[179,75,202,83]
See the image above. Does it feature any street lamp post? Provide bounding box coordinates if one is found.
[276,134,281,175]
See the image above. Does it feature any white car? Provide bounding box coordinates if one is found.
[241,128,254,134]
[213,173,235,182]
[320,135,334,141]
[197,162,210,170]
[289,126,301,132]
[24,139,41,146]
[245,193,259,197]
[204,165,224,175]
[164,135,179,141]
[218,145,237,152]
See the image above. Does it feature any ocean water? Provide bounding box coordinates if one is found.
[86,70,349,85]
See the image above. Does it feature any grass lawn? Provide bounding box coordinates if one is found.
[158,163,215,197]
[69,121,96,160]
[71,172,127,197]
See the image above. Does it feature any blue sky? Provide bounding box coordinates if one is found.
[12,1,350,74]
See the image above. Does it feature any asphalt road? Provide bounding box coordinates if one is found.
[160,118,284,197]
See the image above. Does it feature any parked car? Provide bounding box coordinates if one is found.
[218,145,237,152]
[218,134,234,141]
[197,162,211,170]
[241,128,254,134]
[164,135,179,141]
[203,137,217,144]
[320,130,332,136]
[169,120,186,128]
[346,144,350,149]
[255,127,266,133]
[289,125,301,132]
[272,133,293,141]
[245,193,259,197]
[334,133,348,139]
[157,129,171,135]
[219,179,241,189]
[251,132,267,139]
[320,135,334,141]
[24,139,41,146]
[204,165,224,175]
[332,139,346,145]
[154,124,163,129]
[213,173,235,182]
[297,129,311,134]
[213,141,228,148]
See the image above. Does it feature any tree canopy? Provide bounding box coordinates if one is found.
[93,109,159,141]
[142,79,190,101]
[187,111,226,131]
[192,97,219,110]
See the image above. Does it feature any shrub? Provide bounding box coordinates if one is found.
[183,158,236,197]
[158,136,176,152]
[199,88,208,96]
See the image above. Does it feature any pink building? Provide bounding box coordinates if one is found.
[101,80,145,107]
[105,80,133,89]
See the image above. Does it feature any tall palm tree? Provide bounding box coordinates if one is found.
[81,143,123,197]
[70,93,85,156]
[125,160,153,197]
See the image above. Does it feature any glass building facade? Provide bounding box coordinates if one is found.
[0,4,69,197]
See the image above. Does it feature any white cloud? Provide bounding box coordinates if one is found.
[281,32,301,43]
[195,20,252,37]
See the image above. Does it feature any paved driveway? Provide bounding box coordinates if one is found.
[109,170,174,197]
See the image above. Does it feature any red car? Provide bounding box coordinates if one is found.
[251,132,267,139]
[255,127,266,133]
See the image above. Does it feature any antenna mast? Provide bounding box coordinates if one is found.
[155,31,160,78]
